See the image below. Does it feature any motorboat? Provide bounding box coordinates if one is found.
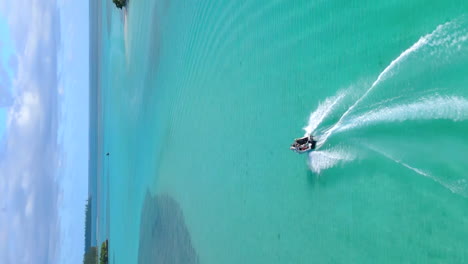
[290,135,317,154]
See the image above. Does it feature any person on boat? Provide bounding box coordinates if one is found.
[290,135,317,153]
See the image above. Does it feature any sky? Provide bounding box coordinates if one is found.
[0,0,89,263]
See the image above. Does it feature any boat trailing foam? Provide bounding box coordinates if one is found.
[307,147,355,174]
[317,18,466,147]
[303,91,346,136]
[300,17,468,173]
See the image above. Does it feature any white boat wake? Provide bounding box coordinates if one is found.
[365,144,468,197]
[313,17,468,147]
[301,17,468,177]
[336,95,468,133]
[302,91,346,136]
[307,147,355,174]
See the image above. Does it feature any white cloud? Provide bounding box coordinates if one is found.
[8,91,41,127]
[25,193,34,218]
[0,66,13,107]
[58,85,64,95]
[0,0,63,263]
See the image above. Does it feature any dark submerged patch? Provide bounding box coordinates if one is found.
[138,192,199,264]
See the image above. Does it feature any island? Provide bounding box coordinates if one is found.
[82,198,98,264]
[138,192,199,264]
[82,239,108,264]
[81,198,109,264]
[112,0,127,9]
[100,240,109,264]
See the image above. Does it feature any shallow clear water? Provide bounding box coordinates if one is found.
[90,1,468,263]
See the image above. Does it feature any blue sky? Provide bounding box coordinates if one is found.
[0,0,89,263]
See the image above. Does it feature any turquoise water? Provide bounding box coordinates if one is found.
[90,0,468,263]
